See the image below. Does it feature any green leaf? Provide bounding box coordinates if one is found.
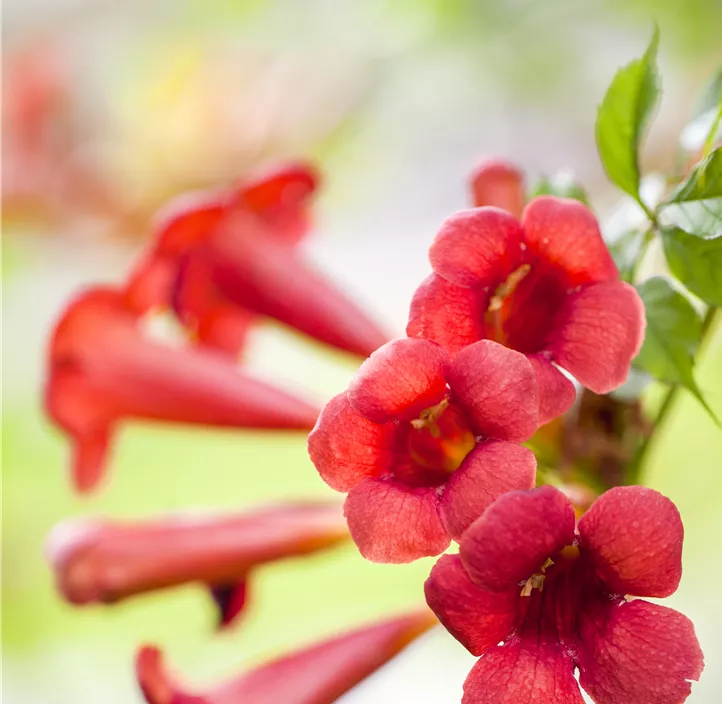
[668,147,722,202]
[595,28,661,200]
[529,172,590,204]
[635,277,715,418]
[661,226,722,306]
[661,197,722,237]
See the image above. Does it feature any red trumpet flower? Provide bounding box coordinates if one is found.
[408,196,645,424]
[136,609,436,704]
[45,287,319,492]
[125,162,389,359]
[425,486,703,704]
[308,338,538,563]
[46,502,349,628]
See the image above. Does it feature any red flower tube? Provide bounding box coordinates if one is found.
[407,195,645,424]
[469,160,526,218]
[425,485,703,704]
[136,609,437,704]
[45,287,319,492]
[46,502,348,628]
[125,162,389,359]
[308,337,538,563]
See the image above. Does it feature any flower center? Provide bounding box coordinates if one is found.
[405,400,476,483]
[483,263,567,354]
[515,544,585,646]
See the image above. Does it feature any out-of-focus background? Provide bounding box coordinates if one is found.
[3,1,722,702]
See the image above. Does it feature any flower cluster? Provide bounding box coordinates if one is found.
[43,164,432,703]
[45,149,706,703]
[307,160,704,702]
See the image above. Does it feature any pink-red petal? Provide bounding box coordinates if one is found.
[344,478,450,563]
[577,598,703,704]
[347,338,449,424]
[547,280,646,394]
[460,486,576,592]
[462,639,584,704]
[521,196,619,287]
[469,160,526,218]
[307,393,399,492]
[406,273,485,354]
[578,486,684,598]
[425,554,517,656]
[528,354,576,425]
[439,441,537,541]
[429,208,525,289]
[447,340,538,441]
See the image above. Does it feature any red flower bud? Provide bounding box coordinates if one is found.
[47,502,348,628]
[136,609,436,704]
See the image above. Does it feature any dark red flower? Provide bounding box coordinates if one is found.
[125,162,389,359]
[136,609,437,704]
[469,160,525,218]
[407,196,646,424]
[46,502,348,628]
[308,337,538,563]
[425,485,703,704]
[45,287,319,492]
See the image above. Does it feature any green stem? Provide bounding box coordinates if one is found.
[629,306,719,482]
[628,227,656,283]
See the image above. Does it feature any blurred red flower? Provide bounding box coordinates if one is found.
[425,485,703,704]
[408,196,645,424]
[45,287,319,492]
[136,609,436,704]
[125,162,389,359]
[308,338,538,563]
[47,502,348,628]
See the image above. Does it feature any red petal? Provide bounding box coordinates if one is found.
[71,427,112,493]
[344,478,450,563]
[429,208,525,289]
[210,580,248,629]
[406,273,485,354]
[469,160,525,218]
[207,212,389,358]
[460,486,576,592]
[347,338,449,424]
[440,441,536,541]
[425,554,517,656]
[578,486,683,597]
[307,393,400,492]
[233,161,318,244]
[153,191,226,257]
[173,254,255,357]
[193,304,255,358]
[46,503,348,609]
[137,611,436,704]
[447,340,538,441]
[528,354,576,425]
[547,280,646,394]
[578,598,703,704]
[462,639,584,704]
[136,646,203,704]
[124,254,176,314]
[521,196,618,287]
